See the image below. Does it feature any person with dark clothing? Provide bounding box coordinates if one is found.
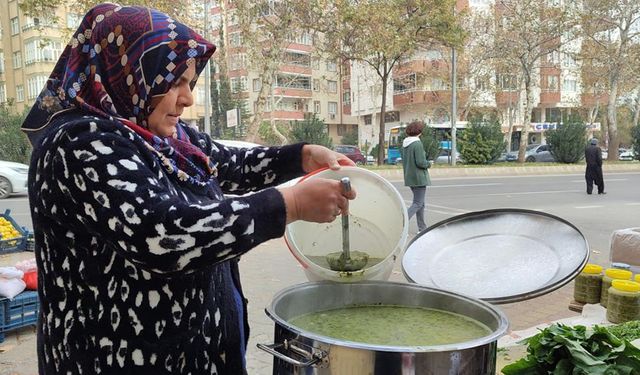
[585,138,605,195]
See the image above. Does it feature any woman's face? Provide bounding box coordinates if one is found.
[147,63,196,137]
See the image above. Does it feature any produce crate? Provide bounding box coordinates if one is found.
[0,291,39,343]
[0,209,26,254]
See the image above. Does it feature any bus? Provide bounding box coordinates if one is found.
[386,125,406,164]
[386,122,468,164]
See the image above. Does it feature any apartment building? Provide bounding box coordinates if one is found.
[351,0,602,151]
[209,2,358,145]
[0,2,206,126]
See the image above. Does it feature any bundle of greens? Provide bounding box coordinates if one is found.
[502,323,640,374]
[609,321,640,342]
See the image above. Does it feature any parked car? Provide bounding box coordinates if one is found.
[432,149,462,164]
[506,144,555,162]
[0,160,29,199]
[334,145,367,165]
[215,139,261,149]
[619,148,635,161]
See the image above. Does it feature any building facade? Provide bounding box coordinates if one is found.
[0,2,206,126]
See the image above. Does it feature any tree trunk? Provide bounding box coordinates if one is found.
[632,91,640,128]
[245,66,274,143]
[377,74,388,166]
[518,77,533,163]
[607,80,619,160]
[270,88,288,145]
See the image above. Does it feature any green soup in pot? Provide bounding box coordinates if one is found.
[288,304,492,346]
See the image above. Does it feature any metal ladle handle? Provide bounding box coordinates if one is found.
[341,177,351,259]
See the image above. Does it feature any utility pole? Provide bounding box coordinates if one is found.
[450,46,457,166]
[203,0,212,135]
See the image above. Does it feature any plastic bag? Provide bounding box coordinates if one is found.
[0,277,27,299]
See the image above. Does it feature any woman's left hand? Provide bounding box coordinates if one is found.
[301,144,356,173]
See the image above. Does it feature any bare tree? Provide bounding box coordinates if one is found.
[301,0,463,165]
[485,0,580,162]
[581,1,640,158]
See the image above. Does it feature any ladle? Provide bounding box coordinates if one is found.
[325,177,369,271]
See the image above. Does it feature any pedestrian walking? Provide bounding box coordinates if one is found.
[401,121,431,232]
[585,138,605,195]
[20,4,355,374]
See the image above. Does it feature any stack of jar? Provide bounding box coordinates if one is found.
[573,264,640,323]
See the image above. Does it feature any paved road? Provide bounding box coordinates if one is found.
[1,170,639,374]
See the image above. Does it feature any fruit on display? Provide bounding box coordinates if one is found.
[0,216,22,241]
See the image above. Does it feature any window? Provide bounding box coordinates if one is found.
[431,78,447,90]
[252,78,261,92]
[326,61,337,72]
[276,74,311,90]
[327,80,337,93]
[311,58,319,70]
[337,124,347,136]
[27,75,48,99]
[313,79,320,91]
[342,90,351,105]
[10,17,19,35]
[426,49,443,60]
[313,100,321,113]
[497,74,518,90]
[67,13,82,28]
[547,75,558,90]
[0,83,6,103]
[384,111,400,123]
[545,108,561,123]
[13,52,22,69]
[229,33,242,47]
[562,78,577,92]
[393,73,417,93]
[0,52,4,73]
[24,39,63,64]
[229,54,246,70]
[16,85,24,102]
[283,51,310,67]
[296,32,312,45]
[328,101,337,116]
[196,86,205,104]
[230,76,247,92]
[563,53,577,67]
[364,114,372,125]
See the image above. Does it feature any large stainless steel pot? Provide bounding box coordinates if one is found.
[259,281,509,375]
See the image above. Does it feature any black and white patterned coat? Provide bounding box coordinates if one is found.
[28,111,305,374]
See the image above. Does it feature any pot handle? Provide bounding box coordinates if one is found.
[257,340,325,367]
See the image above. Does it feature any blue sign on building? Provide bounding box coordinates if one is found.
[440,141,452,150]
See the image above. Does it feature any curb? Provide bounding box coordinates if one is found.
[371,162,640,180]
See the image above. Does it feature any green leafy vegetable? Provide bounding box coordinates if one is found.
[501,324,640,375]
[609,321,640,342]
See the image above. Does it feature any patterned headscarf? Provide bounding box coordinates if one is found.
[22,4,217,189]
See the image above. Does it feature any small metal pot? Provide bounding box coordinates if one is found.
[259,281,509,375]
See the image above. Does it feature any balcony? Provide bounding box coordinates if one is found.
[393,89,469,107]
[495,91,519,106]
[278,64,312,75]
[394,59,447,76]
[262,110,306,121]
[273,87,313,98]
[539,90,560,104]
[342,104,351,115]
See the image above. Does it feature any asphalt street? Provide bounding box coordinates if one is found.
[1,170,639,374]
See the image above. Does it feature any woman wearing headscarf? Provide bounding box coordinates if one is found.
[22,4,355,374]
[401,121,431,233]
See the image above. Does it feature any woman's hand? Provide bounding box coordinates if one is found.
[301,144,356,173]
[278,178,357,224]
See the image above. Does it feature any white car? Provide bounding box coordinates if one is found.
[0,160,30,199]
[619,149,635,161]
[215,139,262,149]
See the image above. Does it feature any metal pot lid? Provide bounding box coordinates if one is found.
[401,209,589,304]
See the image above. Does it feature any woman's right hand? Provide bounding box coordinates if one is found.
[278,178,357,224]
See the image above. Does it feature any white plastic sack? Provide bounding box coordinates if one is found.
[0,277,26,299]
[15,258,37,273]
[0,266,24,279]
[610,227,640,266]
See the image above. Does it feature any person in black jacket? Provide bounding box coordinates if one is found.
[585,138,605,195]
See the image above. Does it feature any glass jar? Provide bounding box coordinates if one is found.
[607,280,640,324]
[600,268,632,307]
[573,264,603,304]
